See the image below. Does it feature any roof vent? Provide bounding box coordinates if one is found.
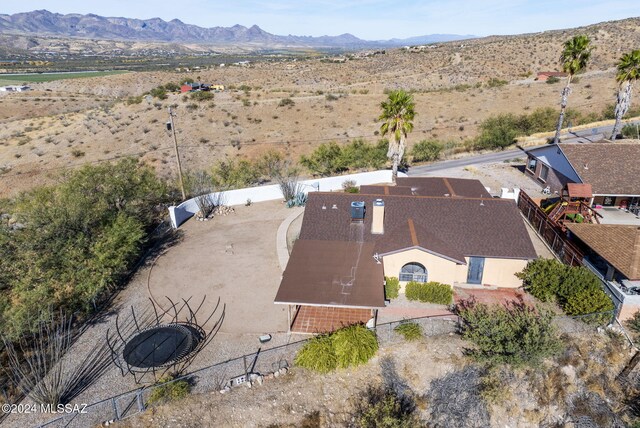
[350,201,365,222]
[372,199,384,234]
[583,163,589,170]
[322,204,326,210]
[332,204,338,210]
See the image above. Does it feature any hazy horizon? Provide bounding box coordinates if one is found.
[1,1,638,40]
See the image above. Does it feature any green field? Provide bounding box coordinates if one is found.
[0,70,129,86]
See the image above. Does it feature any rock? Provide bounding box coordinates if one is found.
[278,367,288,376]
[274,371,280,378]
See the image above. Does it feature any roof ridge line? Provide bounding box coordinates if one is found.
[311,192,505,201]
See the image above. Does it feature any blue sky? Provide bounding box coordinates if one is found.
[2,1,639,39]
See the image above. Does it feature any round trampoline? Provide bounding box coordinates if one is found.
[123,324,201,368]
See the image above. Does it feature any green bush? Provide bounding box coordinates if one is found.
[295,324,378,372]
[517,259,614,317]
[191,91,214,101]
[163,82,180,92]
[0,159,168,339]
[299,142,346,176]
[211,159,262,189]
[147,376,191,406]
[385,277,400,299]
[394,322,423,341]
[149,87,167,100]
[622,124,639,139]
[626,311,640,338]
[333,324,379,369]
[125,95,143,105]
[405,281,453,305]
[456,299,563,367]
[411,140,443,162]
[278,97,295,107]
[486,77,508,88]
[475,114,520,150]
[352,385,418,428]
[294,334,337,373]
[546,76,560,84]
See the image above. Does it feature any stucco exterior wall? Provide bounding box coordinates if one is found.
[382,248,527,290]
[481,258,528,288]
[382,249,465,292]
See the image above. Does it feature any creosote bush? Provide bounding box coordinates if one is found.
[456,299,563,367]
[411,139,443,162]
[405,281,453,305]
[351,384,420,428]
[295,324,378,373]
[394,322,423,341]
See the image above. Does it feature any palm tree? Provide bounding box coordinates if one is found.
[610,50,640,140]
[553,35,593,144]
[379,90,416,182]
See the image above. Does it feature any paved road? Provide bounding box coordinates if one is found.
[408,148,524,175]
[563,120,640,143]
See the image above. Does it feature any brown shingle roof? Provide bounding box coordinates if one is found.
[299,192,537,260]
[390,177,491,198]
[567,224,640,280]
[274,240,385,308]
[566,183,593,198]
[560,142,640,195]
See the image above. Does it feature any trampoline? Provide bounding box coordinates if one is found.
[122,324,201,368]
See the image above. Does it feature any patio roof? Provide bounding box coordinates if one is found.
[274,240,385,308]
[567,223,640,280]
[566,183,593,198]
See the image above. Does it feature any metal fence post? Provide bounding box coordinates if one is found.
[112,397,120,421]
[136,389,145,412]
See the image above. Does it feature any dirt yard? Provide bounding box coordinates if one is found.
[149,200,291,334]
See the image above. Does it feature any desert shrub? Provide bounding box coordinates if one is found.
[163,82,180,92]
[456,299,563,367]
[474,114,519,150]
[405,281,453,305]
[278,97,295,107]
[385,277,400,299]
[626,311,640,338]
[411,139,443,162]
[211,159,262,189]
[394,322,423,341]
[340,139,387,170]
[546,76,560,84]
[516,258,566,302]
[125,95,143,105]
[622,124,639,139]
[486,77,508,88]
[149,87,167,100]
[517,259,614,317]
[342,179,359,193]
[0,159,168,338]
[71,149,85,158]
[479,367,512,405]
[191,91,213,101]
[299,142,346,176]
[294,334,337,373]
[147,376,191,406]
[333,324,378,369]
[351,385,419,428]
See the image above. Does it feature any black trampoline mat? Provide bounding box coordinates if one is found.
[123,324,197,368]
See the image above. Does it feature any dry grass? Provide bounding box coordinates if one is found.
[1,18,639,198]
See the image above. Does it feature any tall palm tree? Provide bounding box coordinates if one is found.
[610,50,640,140]
[379,90,415,182]
[553,35,593,144]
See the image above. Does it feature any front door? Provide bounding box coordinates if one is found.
[467,257,485,284]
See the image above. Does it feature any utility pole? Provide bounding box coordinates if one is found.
[168,106,186,200]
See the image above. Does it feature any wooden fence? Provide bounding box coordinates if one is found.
[517,191,585,266]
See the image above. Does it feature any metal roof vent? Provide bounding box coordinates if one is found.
[350,201,365,222]
[332,204,338,210]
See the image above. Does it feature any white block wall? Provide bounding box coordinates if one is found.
[168,170,406,228]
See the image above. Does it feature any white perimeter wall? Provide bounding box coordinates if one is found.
[168,170,407,228]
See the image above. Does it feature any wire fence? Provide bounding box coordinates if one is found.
[31,311,612,428]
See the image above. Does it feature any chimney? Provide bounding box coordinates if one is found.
[371,199,385,234]
[350,201,365,222]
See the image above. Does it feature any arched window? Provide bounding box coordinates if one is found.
[399,262,427,283]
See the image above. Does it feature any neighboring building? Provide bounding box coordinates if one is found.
[535,71,568,82]
[524,142,640,209]
[274,177,537,333]
[180,83,210,93]
[566,223,640,320]
[0,85,30,92]
[211,84,225,91]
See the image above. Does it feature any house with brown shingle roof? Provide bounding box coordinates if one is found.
[566,223,640,320]
[274,177,537,333]
[524,142,640,211]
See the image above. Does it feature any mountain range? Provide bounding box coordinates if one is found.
[0,10,473,48]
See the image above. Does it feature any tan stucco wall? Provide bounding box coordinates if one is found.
[382,248,527,289]
[481,258,528,288]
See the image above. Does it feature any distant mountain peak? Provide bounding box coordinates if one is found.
[0,10,474,48]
